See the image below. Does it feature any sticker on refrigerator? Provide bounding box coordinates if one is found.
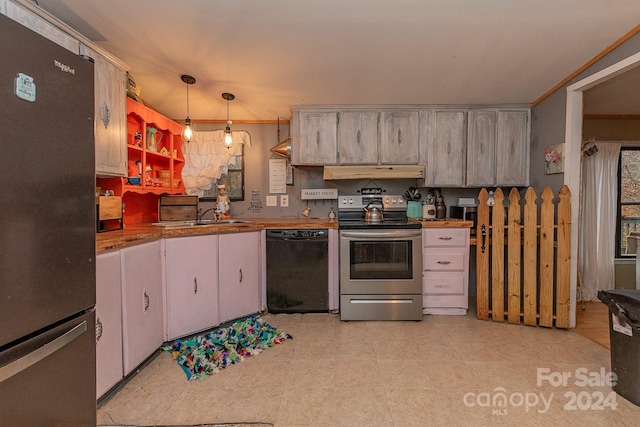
[15,73,36,102]
[612,313,633,337]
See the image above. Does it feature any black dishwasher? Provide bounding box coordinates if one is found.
[266,229,329,313]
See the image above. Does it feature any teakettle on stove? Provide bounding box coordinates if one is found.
[363,203,384,223]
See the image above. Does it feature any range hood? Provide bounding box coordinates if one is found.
[323,165,425,180]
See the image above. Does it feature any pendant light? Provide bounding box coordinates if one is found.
[180,74,196,143]
[222,92,235,147]
[271,117,291,158]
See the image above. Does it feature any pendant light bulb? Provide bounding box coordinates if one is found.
[181,116,193,142]
[180,74,196,143]
[222,92,235,147]
[224,121,233,146]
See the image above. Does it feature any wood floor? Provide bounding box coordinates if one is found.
[574,301,611,349]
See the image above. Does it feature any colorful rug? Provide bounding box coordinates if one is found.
[163,315,292,380]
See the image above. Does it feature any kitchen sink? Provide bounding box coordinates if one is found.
[152,219,252,227]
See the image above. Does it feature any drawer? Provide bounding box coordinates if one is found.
[423,271,465,295]
[423,228,468,247]
[423,249,466,271]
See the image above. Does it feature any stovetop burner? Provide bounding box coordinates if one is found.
[337,194,422,230]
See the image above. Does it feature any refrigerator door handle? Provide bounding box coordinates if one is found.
[0,321,87,383]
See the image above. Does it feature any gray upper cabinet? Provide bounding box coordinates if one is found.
[89,47,128,177]
[338,111,378,164]
[292,110,338,165]
[496,110,529,186]
[379,111,420,164]
[426,110,467,187]
[466,110,497,187]
[292,105,529,185]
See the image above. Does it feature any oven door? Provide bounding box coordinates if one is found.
[340,229,422,295]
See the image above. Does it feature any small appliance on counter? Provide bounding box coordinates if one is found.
[96,195,123,232]
[450,198,478,234]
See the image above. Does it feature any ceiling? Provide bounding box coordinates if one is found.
[35,0,640,122]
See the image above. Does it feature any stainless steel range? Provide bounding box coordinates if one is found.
[338,191,423,321]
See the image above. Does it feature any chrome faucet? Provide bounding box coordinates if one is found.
[197,207,218,221]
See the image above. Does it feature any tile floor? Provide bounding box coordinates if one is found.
[98,307,640,427]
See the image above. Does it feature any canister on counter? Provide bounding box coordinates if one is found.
[422,201,436,219]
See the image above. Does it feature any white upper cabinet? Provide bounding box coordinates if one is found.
[379,110,420,164]
[466,110,497,187]
[496,110,529,186]
[85,46,128,177]
[426,110,467,187]
[338,111,378,164]
[292,110,338,165]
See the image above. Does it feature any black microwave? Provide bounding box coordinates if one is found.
[450,205,477,234]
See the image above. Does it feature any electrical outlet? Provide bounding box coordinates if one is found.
[266,195,277,207]
[280,195,289,207]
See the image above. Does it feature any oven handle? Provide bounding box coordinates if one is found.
[340,230,422,239]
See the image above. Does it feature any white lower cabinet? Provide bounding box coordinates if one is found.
[96,231,263,395]
[120,240,164,375]
[95,250,123,399]
[219,231,261,323]
[164,235,219,341]
[422,228,470,315]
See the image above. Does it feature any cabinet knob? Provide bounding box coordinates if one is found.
[436,260,451,265]
[239,268,243,283]
[438,236,453,240]
[397,129,402,145]
[193,277,198,294]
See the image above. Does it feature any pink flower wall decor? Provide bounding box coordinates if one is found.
[545,143,564,174]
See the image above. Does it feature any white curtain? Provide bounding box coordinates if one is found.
[579,141,621,301]
[181,130,250,197]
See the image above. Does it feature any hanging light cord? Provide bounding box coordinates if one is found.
[186,83,190,118]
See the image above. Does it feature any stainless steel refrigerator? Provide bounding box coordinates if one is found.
[0,14,97,426]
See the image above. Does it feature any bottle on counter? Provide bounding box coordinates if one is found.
[435,197,446,219]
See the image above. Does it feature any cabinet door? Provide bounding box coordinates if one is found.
[466,110,496,187]
[294,111,338,165]
[427,110,466,186]
[496,110,529,186]
[120,241,163,375]
[96,250,123,399]
[94,52,127,177]
[338,111,378,164]
[164,235,219,340]
[219,232,261,323]
[379,111,419,164]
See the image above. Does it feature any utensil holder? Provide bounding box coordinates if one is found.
[406,201,422,218]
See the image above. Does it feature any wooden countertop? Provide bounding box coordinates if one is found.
[96,218,338,252]
[411,218,474,228]
[97,217,473,253]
